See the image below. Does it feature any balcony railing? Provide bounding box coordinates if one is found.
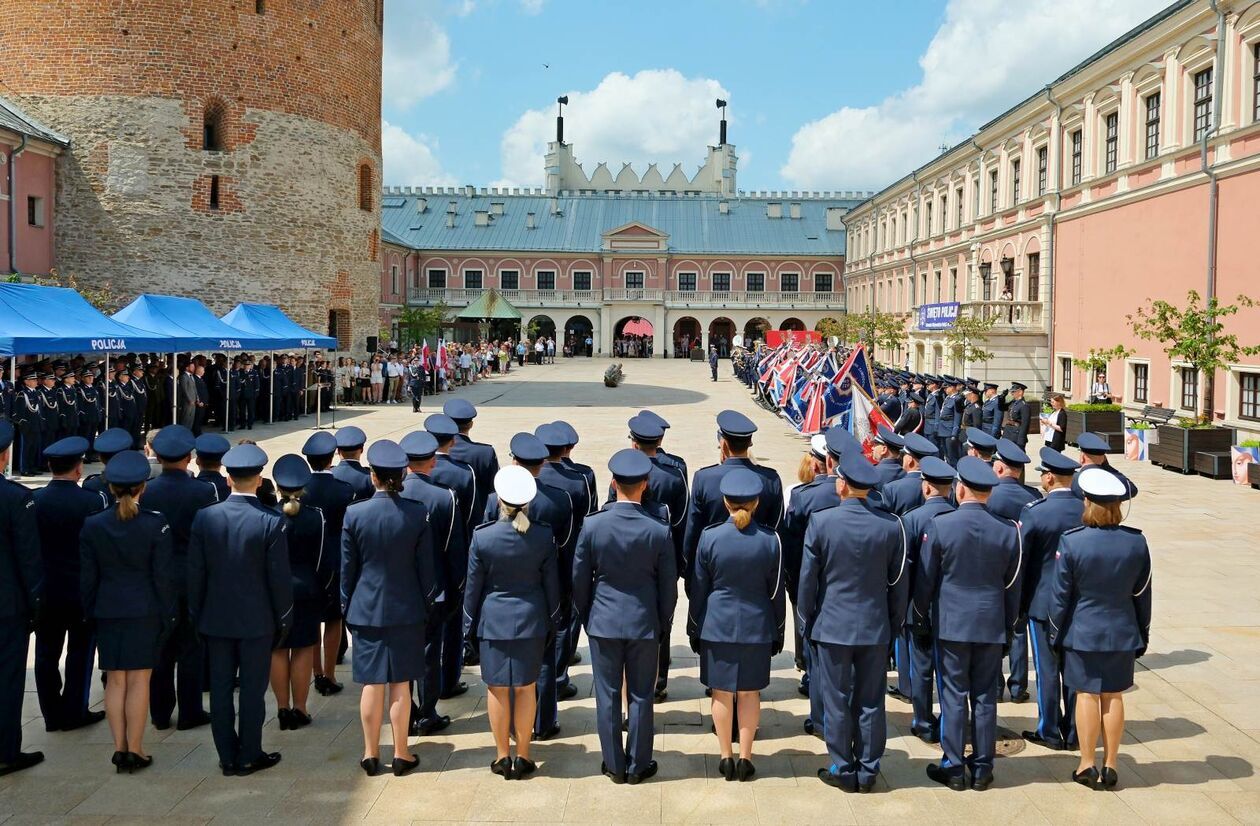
[964,300,1045,332]
[407,287,847,313]
[665,291,845,309]
[603,288,664,302]
[408,288,601,308]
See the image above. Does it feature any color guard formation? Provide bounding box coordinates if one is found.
[0,394,1153,794]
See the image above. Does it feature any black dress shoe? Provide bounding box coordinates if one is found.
[491,757,515,780]
[557,683,579,700]
[176,711,212,731]
[1073,766,1100,789]
[111,751,128,773]
[817,768,857,792]
[601,761,625,784]
[152,718,172,732]
[289,710,312,729]
[926,763,966,791]
[237,752,281,776]
[513,756,537,779]
[416,715,451,736]
[0,751,44,777]
[735,758,755,782]
[277,708,292,731]
[534,724,561,741]
[1099,766,1118,789]
[627,760,658,785]
[220,762,238,777]
[913,728,940,744]
[360,757,381,777]
[126,753,154,774]
[392,754,420,777]
[44,720,61,733]
[857,780,876,793]
[1009,690,1031,703]
[718,757,736,781]
[653,688,668,703]
[970,772,993,791]
[61,710,107,731]
[1022,731,1065,750]
[797,682,809,697]
[569,651,582,665]
[438,682,468,699]
[886,686,911,703]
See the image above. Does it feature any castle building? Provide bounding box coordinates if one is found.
[379,110,865,356]
[0,0,383,352]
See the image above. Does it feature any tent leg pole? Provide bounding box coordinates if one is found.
[171,352,176,427]
[225,358,231,434]
[269,351,274,426]
[103,353,110,427]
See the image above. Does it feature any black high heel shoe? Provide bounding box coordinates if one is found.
[360,757,381,776]
[718,757,736,781]
[1072,766,1100,789]
[491,757,514,780]
[513,756,537,779]
[277,709,292,731]
[1099,766,1118,789]
[111,751,128,774]
[127,753,154,774]
[392,754,420,777]
[735,758,756,782]
[289,710,312,729]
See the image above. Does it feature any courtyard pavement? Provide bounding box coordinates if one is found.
[5,356,1260,824]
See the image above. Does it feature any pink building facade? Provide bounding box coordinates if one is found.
[0,98,66,277]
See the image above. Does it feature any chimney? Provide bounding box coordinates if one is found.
[474,210,490,226]
[415,198,427,213]
[446,201,457,214]
[826,207,845,231]
[446,213,455,228]
[526,212,537,229]
[490,201,504,216]
[549,197,560,215]
[790,203,802,219]
[766,202,782,219]
[718,200,729,214]
[556,95,568,144]
[464,184,475,197]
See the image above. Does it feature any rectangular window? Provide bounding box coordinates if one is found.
[746,272,765,292]
[781,272,799,292]
[427,268,446,289]
[955,186,964,227]
[1133,363,1149,404]
[208,176,220,211]
[1194,67,1213,142]
[1011,158,1021,204]
[712,272,731,292]
[499,269,519,291]
[1254,43,1260,121]
[989,169,998,212]
[573,271,591,291]
[925,202,933,236]
[390,265,398,294]
[1241,371,1260,420]
[1104,112,1118,173]
[1145,92,1161,159]
[1181,366,1199,410]
[1071,129,1083,185]
[537,270,556,291]
[972,179,980,219]
[677,272,697,291]
[1061,357,1073,392]
[815,273,833,292]
[1037,146,1048,195]
[950,267,958,301]
[1026,252,1040,301]
[934,271,942,303]
[463,269,482,290]
[980,263,992,301]
[26,196,44,227]
[939,196,946,231]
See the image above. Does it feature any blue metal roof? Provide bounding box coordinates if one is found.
[380,192,861,256]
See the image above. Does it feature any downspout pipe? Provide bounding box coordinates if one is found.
[1045,85,1062,397]
[7,133,27,275]
[907,171,920,369]
[1202,0,1225,418]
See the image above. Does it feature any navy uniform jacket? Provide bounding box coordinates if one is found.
[12,388,41,439]
[916,502,1021,644]
[1020,490,1085,620]
[341,492,438,628]
[688,519,785,647]
[880,470,924,516]
[981,395,1005,437]
[449,433,499,520]
[893,406,923,435]
[463,520,560,641]
[962,402,983,431]
[902,496,957,630]
[1002,399,1031,447]
[779,475,840,601]
[936,393,961,438]
[433,453,477,534]
[484,481,572,593]
[197,469,230,503]
[39,386,61,434]
[684,458,784,582]
[188,494,293,639]
[1049,525,1152,653]
[540,461,591,535]
[304,472,355,548]
[331,459,374,502]
[561,457,599,511]
[82,473,111,506]
[278,504,330,604]
[572,502,677,641]
[873,457,905,488]
[131,470,218,598]
[922,392,940,439]
[0,474,42,620]
[657,449,688,482]
[78,385,102,430]
[80,509,175,621]
[56,385,81,433]
[986,477,1041,521]
[797,498,908,646]
[402,472,467,605]
[32,479,107,611]
[606,457,687,566]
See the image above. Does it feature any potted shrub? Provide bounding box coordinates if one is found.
[1123,420,1154,462]
[1065,402,1124,446]
[1149,418,1235,474]
[1232,438,1260,486]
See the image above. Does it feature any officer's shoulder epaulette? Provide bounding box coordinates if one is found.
[1023,497,1046,510]
[699,520,726,534]
[1061,525,1087,538]
[810,503,842,519]
[472,520,497,532]
[1116,525,1144,536]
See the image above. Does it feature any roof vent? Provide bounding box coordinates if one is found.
[718,201,729,214]
[446,201,458,214]
[446,213,455,229]
[826,207,845,231]
[415,198,427,213]
[790,203,802,219]
[464,184,475,197]
[548,197,561,215]
[474,210,490,226]
[526,212,537,229]
[766,202,782,219]
[489,201,504,215]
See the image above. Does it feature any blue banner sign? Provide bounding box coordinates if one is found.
[918,302,960,331]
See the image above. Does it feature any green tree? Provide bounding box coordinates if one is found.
[1072,345,1135,376]
[1128,290,1259,421]
[833,312,907,357]
[943,312,1000,368]
[33,270,122,314]
[395,302,450,348]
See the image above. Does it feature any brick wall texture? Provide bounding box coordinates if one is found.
[0,0,383,353]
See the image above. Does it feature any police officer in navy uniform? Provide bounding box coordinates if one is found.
[32,437,108,732]
[917,457,1022,791]
[464,466,561,780]
[188,443,293,777]
[130,365,149,437]
[342,440,437,777]
[936,378,962,464]
[194,434,232,502]
[573,449,677,784]
[555,420,598,511]
[444,399,499,523]
[637,409,689,480]
[980,383,1006,438]
[83,428,135,506]
[55,371,81,443]
[13,371,43,475]
[331,426,375,502]
[0,420,45,776]
[1020,447,1085,751]
[425,414,480,670]
[986,438,1039,704]
[879,432,939,517]
[893,391,924,435]
[1002,382,1032,449]
[871,426,906,488]
[273,356,290,422]
[800,451,908,793]
[238,358,258,431]
[78,370,103,459]
[299,432,356,697]
[1051,467,1152,791]
[38,372,62,462]
[709,346,719,381]
[688,469,785,782]
[399,430,467,735]
[961,384,983,433]
[1076,432,1139,500]
[964,426,998,464]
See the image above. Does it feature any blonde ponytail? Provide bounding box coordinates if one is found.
[500,502,531,534]
[280,489,302,517]
[724,496,757,530]
[110,483,143,522]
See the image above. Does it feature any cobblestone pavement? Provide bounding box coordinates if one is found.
[6,357,1259,824]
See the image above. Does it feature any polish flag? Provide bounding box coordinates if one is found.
[850,386,895,463]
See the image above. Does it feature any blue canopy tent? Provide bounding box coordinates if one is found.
[113,294,287,430]
[220,303,337,424]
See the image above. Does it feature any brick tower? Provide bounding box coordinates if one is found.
[0,0,383,352]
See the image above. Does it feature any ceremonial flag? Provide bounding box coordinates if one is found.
[849,383,895,462]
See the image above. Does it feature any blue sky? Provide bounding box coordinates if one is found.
[381,0,1168,192]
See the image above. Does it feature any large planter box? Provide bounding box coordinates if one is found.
[1066,409,1124,446]
[1249,462,1260,489]
[1149,425,1235,474]
[1232,447,1260,485]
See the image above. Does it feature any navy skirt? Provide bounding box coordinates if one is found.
[479,638,545,688]
[700,641,772,692]
[97,617,162,671]
[350,624,426,684]
[1063,649,1135,694]
[281,599,321,649]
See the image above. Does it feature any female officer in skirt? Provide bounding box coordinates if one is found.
[269,455,329,731]
[341,440,438,777]
[79,450,176,773]
[688,468,785,782]
[463,466,560,780]
[1050,466,1152,790]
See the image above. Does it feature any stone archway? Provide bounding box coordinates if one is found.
[613,315,654,358]
[780,317,806,331]
[564,314,594,356]
[673,316,701,359]
[743,316,770,345]
[709,317,735,358]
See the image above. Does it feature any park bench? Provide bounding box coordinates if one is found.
[1129,405,1176,426]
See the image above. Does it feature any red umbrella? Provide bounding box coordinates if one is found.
[620,318,653,337]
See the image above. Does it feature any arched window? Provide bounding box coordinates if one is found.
[358,163,373,211]
[203,99,226,151]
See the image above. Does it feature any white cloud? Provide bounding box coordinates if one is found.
[495,69,731,188]
[519,0,545,13]
[382,0,457,110]
[781,0,1166,190]
[382,119,459,187]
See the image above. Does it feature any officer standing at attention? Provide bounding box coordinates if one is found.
[709,346,719,382]
[13,371,43,476]
[917,457,1022,791]
[82,429,135,506]
[0,420,45,776]
[79,450,175,774]
[688,469,785,782]
[936,378,962,464]
[399,431,466,735]
[55,372,81,443]
[331,426,375,502]
[880,432,939,517]
[986,438,1039,705]
[800,451,908,793]
[38,372,63,461]
[981,383,1006,438]
[1018,446,1085,751]
[553,420,598,511]
[463,466,560,780]
[444,399,499,523]
[574,449,677,785]
[188,443,293,777]
[871,427,907,488]
[129,366,149,437]
[78,370,103,457]
[1001,382,1032,449]
[961,384,983,433]
[143,425,218,731]
[1051,467,1152,791]
[964,427,998,464]
[425,414,479,670]
[1076,432,1139,500]
[636,409,689,480]
[194,434,232,502]
[922,377,942,454]
[341,440,437,777]
[32,437,107,733]
[299,432,356,698]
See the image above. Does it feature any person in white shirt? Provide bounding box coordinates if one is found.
[388,358,404,404]
[545,338,555,364]
[1090,373,1111,405]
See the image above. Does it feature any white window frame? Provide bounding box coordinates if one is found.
[1169,361,1200,416]
[1222,363,1260,430]
[1123,356,1151,411]
[1055,352,1075,396]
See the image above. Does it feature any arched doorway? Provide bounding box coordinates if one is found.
[780,317,806,332]
[743,317,770,346]
[527,314,556,340]
[614,316,654,358]
[564,314,594,357]
[814,316,841,344]
[709,317,735,358]
[673,316,701,359]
